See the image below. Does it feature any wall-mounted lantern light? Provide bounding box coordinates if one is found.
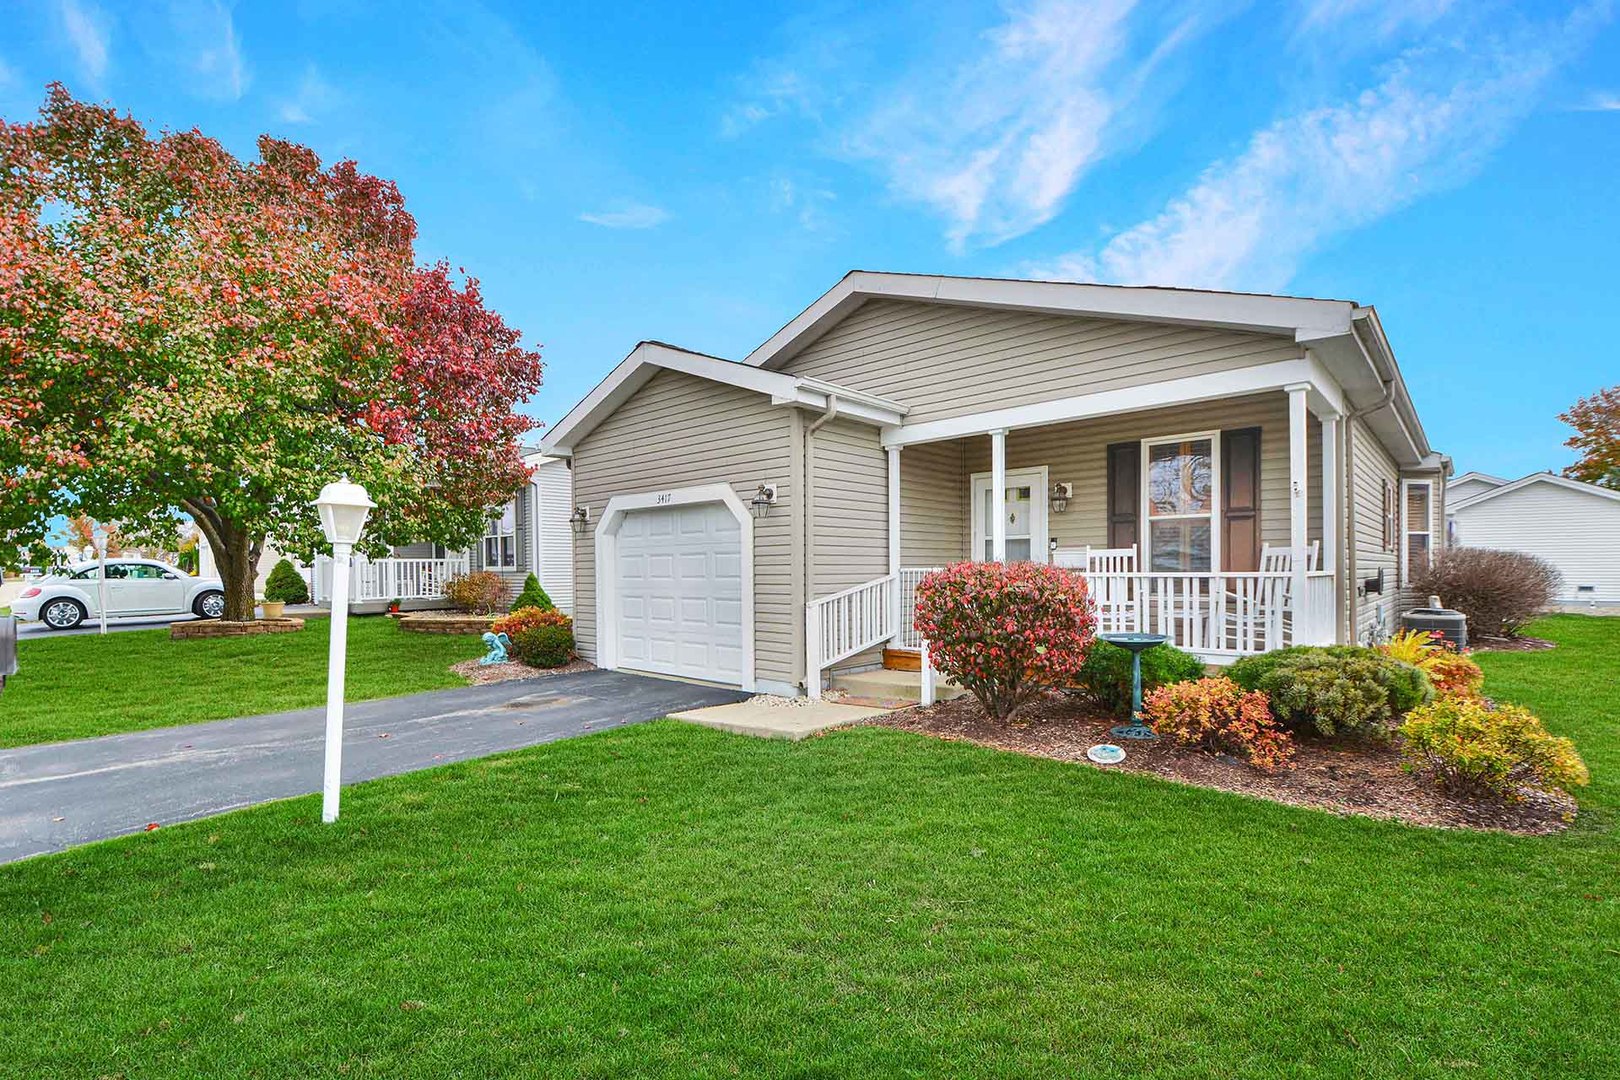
[1050,481,1072,514]
[570,506,591,535]
[750,483,778,519]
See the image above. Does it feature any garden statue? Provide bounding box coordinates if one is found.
[479,631,512,666]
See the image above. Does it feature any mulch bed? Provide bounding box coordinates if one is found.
[876,691,1577,836]
[450,657,595,685]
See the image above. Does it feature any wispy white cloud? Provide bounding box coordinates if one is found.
[57,0,110,87]
[1029,7,1607,291]
[1297,0,1456,40]
[159,0,248,100]
[1571,89,1620,110]
[578,202,670,229]
[277,64,336,124]
[721,68,819,138]
[839,0,1217,251]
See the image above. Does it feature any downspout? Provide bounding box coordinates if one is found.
[802,395,839,694]
[1343,377,1395,643]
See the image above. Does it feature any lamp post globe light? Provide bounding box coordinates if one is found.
[312,477,375,823]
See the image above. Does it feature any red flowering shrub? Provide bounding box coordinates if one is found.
[492,606,571,638]
[912,561,1096,721]
[1142,677,1295,772]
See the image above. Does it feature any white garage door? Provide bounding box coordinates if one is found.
[614,502,744,685]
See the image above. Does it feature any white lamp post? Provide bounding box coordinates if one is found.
[312,477,375,824]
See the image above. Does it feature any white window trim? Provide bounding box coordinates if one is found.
[484,501,517,569]
[1401,478,1434,584]
[968,466,1050,563]
[592,483,756,692]
[1141,430,1222,573]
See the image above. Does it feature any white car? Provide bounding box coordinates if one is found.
[10,560,226,630]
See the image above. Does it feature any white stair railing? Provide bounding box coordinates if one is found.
[806,574,898,700]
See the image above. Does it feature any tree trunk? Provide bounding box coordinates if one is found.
[182,499,264,622]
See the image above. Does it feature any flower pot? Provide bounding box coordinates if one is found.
[261,600,286,620]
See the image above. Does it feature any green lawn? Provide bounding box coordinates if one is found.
[2,617,1617,1078]
[0,616,485,747]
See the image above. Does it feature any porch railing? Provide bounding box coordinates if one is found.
[807,566,1337,696]
[312,554,470,604]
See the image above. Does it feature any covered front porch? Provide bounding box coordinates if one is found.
[807,382,1344,697]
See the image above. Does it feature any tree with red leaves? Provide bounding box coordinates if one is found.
[1560,385,1620,491]
[0,86,542,620]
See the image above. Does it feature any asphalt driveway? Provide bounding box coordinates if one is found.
[0,669,745,863]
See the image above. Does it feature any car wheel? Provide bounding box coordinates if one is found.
[194,591,226,619]
[42,598,87,630]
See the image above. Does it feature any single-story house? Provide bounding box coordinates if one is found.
[1447,471,1620,608]
[542,272,1450,697]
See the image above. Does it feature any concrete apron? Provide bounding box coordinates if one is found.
[668,698,895,740]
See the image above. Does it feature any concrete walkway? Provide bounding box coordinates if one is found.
[0,670,744,864]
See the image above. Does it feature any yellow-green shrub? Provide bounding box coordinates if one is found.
[1399,697,1588,801]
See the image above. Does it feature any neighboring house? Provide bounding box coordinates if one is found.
[459,449,575,612]
[1447,471,1620,607]
[310,449,576,611]
[542,272,1450,697]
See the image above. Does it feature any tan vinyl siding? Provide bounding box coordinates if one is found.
[952,392,1321,558]
[1350,416,1400,642]
[570,368,797,687]
[779,299,1306,426]
[901,438,969,566]
[808,417,889,672]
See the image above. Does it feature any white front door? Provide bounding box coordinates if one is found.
[613,502,745,685]
[971,468,1048,563]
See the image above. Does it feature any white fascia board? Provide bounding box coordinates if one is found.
[745,271,1357,370]
[881,357,1337,448]
[1448,470,1507,490]
[544,341,905,453]
[1451,472,1620,511]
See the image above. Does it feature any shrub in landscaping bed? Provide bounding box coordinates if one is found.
[497,607,575,668]
[1411,547,1561,639]
[263,558,309,605]
[1142,676,1294,771]
[1380,630,1484,700]
[444,571,507,615]
[1071,640,1205,719]
[1400,696,1588,800]
[1230,645,1432,729]
[1229,646,1431,739]
[511,572,555,611]
[913,561,1096,721]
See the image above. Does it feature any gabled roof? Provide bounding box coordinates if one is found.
[743,271,1363,370]
[1450,471,1620,512]
[541,340,908,453]
[738,271,1433,466]
[1447,470,1508,491]
[543,271,1439,467]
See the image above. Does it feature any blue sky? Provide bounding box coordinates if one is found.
[2,0,1616,479]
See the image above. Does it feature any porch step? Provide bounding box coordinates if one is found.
[830,667,967,706]
[882,647,921,672]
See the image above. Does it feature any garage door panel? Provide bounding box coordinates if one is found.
[611,501,745,686]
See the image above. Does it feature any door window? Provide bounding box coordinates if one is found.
[971,470,1047,563]
[1145,436,1216,572]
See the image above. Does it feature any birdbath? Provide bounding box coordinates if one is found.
[1097,632,1170,740]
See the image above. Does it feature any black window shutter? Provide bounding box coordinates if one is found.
[1106,441,1140,550]
[1222,427,1261,572]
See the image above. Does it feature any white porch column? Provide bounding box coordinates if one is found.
[887,446,901,575]
[990,428,1008,562]
[1286,384,1310,638]
[1322,412,1341,643]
